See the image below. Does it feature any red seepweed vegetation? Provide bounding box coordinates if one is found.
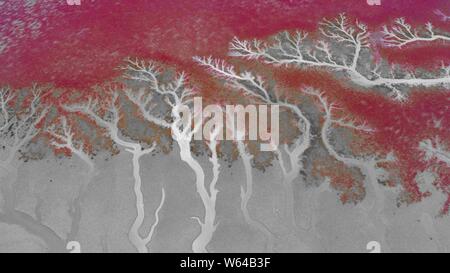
[1,0,448,212]
[265,64,449,209]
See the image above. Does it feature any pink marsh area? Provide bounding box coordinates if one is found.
[1,0,448,88]
[0,0,449,208]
